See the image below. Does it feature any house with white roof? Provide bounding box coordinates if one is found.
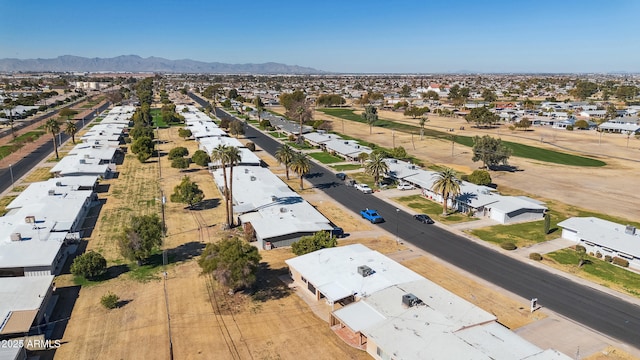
[286,244,571,360]
[198,136,261,167]
[213,166,332,249]
[384,159,546,224]
[558,217,640,270]
[598,117,640,134]
[0,275,55,338]
[50,153,114,178]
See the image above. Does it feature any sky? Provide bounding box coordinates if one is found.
[1,0,639,73]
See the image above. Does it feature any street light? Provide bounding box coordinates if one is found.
[396,208,400,245]
[9,164,14,189]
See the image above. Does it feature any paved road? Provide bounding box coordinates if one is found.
[190,95,640,349]
[0,102,110,193]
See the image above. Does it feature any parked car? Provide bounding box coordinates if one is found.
[330,227,345,238]
[336,172,347,181]
[355,183,373,194]
[360,208,384,223]
[413,214,434,224]
[397,182,415,190]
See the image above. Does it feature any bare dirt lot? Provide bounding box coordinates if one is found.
[307,105,640,221]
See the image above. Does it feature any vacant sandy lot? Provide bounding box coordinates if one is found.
[307,105,640,221]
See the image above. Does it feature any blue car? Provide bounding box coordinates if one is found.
[360,209,384,224]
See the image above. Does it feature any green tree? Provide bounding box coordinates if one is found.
[543,213,551,235]
[571,81,598,100]
[465,107,499,128]
[58,107,78,120]
[615,85,638,101]
[275,145,294,181]
[70,251,107,279]
[198,237,262,291]
[227,88,239,100]
[316,94,346,107]
[211,144,233,227]
[224,146,242,226]
[467,169,492,186]
[400,84,411,97]
[403,106,429,118]
[365,152,389,186]
[118,214,163,263]
[178,128,192,139]
[171,157,190,171]
[168,146,189,160]
[482,89,497,102]
[64,120,78,144]
[191,149,211,167]
[362,105,378,134]
[574,119,589,130]
[471,135,512,169]
[171,176,205,209]
[290,151,311,190]
[44,118,61,159]
[431,168,461,215]
[279,90,306,111]
[516,117,532,131]
[101,292,120,309]
[421,90,439,100]
[229,120,245,138]
[291,231,338,256]
[131,136,154,163]
[605,104,618,120]
[254,96,265,122]
[393,101,409,110]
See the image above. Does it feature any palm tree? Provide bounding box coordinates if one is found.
[211,144,231,228]
[44,118,61,159]
[431,168,461,215]
[65,120,78,144]
[289,152,310,190]
[224,146,242,227]
[365,152,389,187]
[362,105,378,134]
[275,145,295,180]
[419,116,429,140]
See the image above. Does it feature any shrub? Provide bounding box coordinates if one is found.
[168,146,189,160]
[566,125,574,131]
[191,149,211,167]
[245,141,256,151]
[595,251,602,259]
[575,245,586,253]
[171,157,190,170]
[612,257,629,267]
[219,118,230,129]
[70,251,107,279]
[604,255,613,262]
[288,134,296,142]
[101,292,119,309]
[501,242,517,251]
[529,252,543,261]
[259,120,271,129]
[243,222,256,242]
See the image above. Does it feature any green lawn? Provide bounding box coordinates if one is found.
[308,152,344,164]
[348,172,376,188]
[330,163,362,171]
[0,144,22,159]
[286,141,313,150]
[318,108,605,167]
[546,249,640,297]
[150,108,168,128]
[13,131,46,144]
[268,131,288,139]
[0,195,17,216]
[394,194,478,224]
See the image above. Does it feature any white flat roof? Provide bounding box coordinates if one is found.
[0,275,54,333]
[558,217,640,257]
[285,244,423,302]
[0,215,66,268]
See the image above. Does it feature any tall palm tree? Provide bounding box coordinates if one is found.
[211,144,231,228]
[44,118,61,159]
[275,144,295,180]
[289,152,310,190]
[65,120,78,144]
[431,168,461,215]
[365,152,389,187]
[224,146,242,227]
[419,116,429,140]
[362,105,378,134]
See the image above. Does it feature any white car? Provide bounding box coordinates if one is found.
[397,182,415,190]
[355,183,373,194]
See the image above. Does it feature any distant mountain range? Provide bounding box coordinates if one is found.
[0,55,325,74]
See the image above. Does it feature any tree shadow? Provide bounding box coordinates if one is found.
[190,198,220,210]
[170,241,206,263]
[102,264,130,280]
[314,181,340,189]
[181,168,201,173]
[249,263,292,302]
[116,299,133,308]
[489,164,523,172]
[548,227,559,235]
[305,172,323,179]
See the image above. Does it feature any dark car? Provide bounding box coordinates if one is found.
[413,214,434,224]
[336,172,347,181]
[330,227,345,238]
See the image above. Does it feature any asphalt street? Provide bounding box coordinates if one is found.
[0,102,110,193]
[192,95,640,349]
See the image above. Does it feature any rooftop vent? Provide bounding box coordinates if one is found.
[625,225,636,235]
[79,159,86,164]
[25,216,36,224]
[48,189,56,196]
[10,233,21,242]
[250,176,256,181]
[390,159,397,163]
[402,293,422,307]
[55,181,62,186]
[357,265,374,277]
[245,168,250,174]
